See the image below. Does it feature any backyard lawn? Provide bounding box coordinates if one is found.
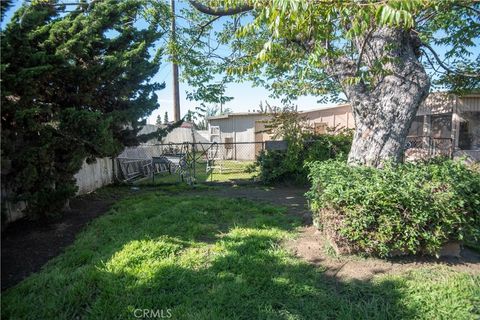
[2,187,478,320]
[136,160,257,185]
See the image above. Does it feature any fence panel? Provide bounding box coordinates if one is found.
[115,142,265,185]
[404,136,453,161]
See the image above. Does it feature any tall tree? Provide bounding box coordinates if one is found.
[156,114,163,126]
[185,0,479,167]
[163,111,169,124]
[0,0,13,21]
[1,0,169,217]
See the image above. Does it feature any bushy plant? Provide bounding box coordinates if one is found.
[306,159,480,257]
[255,133,352,184]
[253,109,352,184]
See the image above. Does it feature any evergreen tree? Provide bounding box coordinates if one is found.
[0,0,13,21]
[163,111,169,124]
[156,114,163,126]
[1,0,169,218]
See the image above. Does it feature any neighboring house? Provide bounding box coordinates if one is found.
[207,93,480,161]
[413,93,480,161]
[208,113,272,160]
[161,126,210,144]
[137,124,161,144]
[301,103,355,133]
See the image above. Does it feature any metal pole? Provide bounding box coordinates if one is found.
[171,0,180,122]
[192,143,196,183]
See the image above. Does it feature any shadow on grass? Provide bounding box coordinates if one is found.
[0,193,458,319]
[93,235,414,319]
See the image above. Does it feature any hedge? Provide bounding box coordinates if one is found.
[306,159,480,257]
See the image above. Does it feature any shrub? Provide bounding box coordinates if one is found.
[255,133,353,184]
[306,159,480,257]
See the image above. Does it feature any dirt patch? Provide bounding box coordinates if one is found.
[202,183,312,225]
[285,226,480,281]
[210,184,480,280]
[196,183,480,280]
[1,195,115,291]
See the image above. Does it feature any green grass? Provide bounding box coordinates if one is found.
[209,160,257,182]
[2,191,479,319]
[135,160,257,185]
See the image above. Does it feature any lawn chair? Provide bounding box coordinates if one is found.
[152,142,192,183]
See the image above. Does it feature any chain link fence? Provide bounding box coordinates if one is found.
[115,142,266,184]
[115,136,454,184]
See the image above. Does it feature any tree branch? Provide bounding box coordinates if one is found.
[183,16,221,58]
[355,28,374,73]
[421,42,480,78]
[188,0,253,16]
[455,3,480,15]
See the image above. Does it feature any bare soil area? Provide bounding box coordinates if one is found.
[202,183,480,280]
[1,194,118,290]
[284,226,480,281]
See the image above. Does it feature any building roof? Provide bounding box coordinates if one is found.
[207,93,478,121]
[207,112,270,120]
[207,104,352,121]
[300,103,351,113]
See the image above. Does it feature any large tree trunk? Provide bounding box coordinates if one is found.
[343,28,430,167]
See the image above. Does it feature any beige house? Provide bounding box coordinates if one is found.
[207,113,271,160]
[301,103,354,133]
[208,93,480,161]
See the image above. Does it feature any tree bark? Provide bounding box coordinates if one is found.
[342,28,430,167]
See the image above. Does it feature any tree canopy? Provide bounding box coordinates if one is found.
[181,0,479,101]
[181,0,479,166]
[1,0,169,217]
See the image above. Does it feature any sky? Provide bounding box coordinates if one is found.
[2,1,479,125]
[144,1,323,124]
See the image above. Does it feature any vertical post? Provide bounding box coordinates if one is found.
[423,114,431,151]
[452,95,459,155]
[233,117,237,160]
[192,143,196,184]
[171,0,180,122]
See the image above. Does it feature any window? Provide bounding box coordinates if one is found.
[210,125,220,135]
[431,114,452,138]
[224,137,233,149]
[408,116,424,136]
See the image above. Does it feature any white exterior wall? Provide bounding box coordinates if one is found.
[209,114,271,160]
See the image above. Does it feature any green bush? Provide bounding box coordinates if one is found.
[255,133,353,184]
[306,159,480,257]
